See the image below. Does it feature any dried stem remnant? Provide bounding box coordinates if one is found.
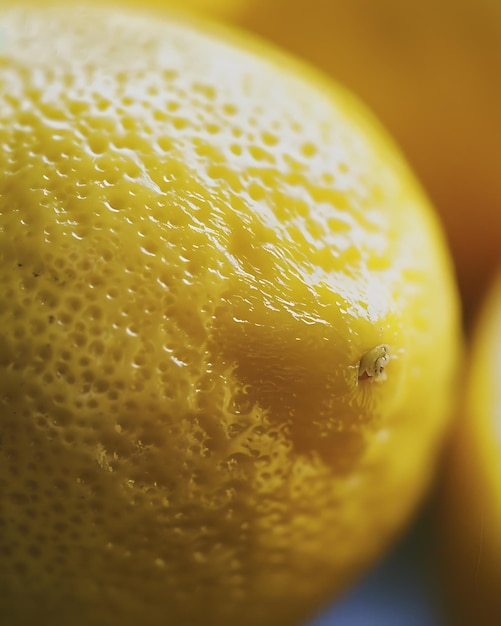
[358,344,390,381]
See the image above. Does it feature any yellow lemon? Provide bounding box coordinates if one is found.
[442,273,501,625]
[0,3,460,626]
[150,0,501,318]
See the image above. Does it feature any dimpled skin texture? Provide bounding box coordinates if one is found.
[151,0,501,317]
[0,4,460,626]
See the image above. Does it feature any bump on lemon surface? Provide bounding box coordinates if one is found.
[0,3,460,626]
[442,273,501,626]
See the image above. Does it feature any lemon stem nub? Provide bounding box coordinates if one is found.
[358,344,390,381]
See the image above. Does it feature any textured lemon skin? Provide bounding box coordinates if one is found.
[0,4,460,626]
[145,0,501,317]
[442,275,501,626]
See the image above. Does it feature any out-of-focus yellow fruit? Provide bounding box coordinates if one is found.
[0,3,460,626]
[442,274,501,625]
[149,0,501,318]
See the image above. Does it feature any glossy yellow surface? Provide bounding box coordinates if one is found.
[0,3,460,626]
[147,0,501,317]
[443,274,501,625]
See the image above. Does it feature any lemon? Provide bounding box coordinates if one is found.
[154,0,501,317]
[442,273,501,625]
[0,3,460,626]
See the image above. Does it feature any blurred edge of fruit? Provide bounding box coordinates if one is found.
[440,271,501,626]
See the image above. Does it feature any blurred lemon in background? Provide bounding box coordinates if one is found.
[442,272,501,625]
[140,0,501,319]
[0,3,460,625]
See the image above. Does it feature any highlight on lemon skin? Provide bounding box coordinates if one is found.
[146,0,501,318]
[0,3,460,626]
[441,273,501,626]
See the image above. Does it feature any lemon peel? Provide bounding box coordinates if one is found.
[0,4,461,626]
